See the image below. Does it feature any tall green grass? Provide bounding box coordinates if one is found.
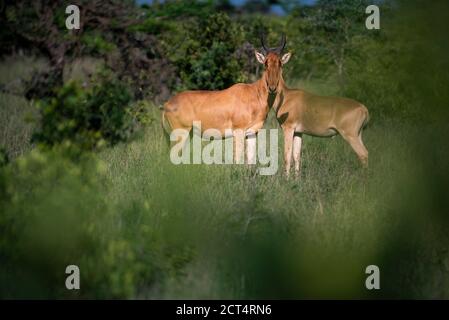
[1,101,448,298]
[0,56,45,159]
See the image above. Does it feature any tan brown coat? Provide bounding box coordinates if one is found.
[162,48,292,163]
[275,81,370,176]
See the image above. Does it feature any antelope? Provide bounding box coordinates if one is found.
[273,56,370,177]
[162,35,292,164]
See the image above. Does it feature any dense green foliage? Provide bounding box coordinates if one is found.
[286,0,370,82]
[2,0,446,120]
[32,74,133,151]
[0,146,192,298]
[172,13,247,90]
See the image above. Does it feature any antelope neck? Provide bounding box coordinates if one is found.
[272,76,288,114]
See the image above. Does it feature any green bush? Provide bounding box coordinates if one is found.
[80,33,116,56]
[0,147,109,298]
[32,74,134,151]
[171,13,247,90]
[0,146,193,298]
[343,0,449,121]
[342,34,408,120]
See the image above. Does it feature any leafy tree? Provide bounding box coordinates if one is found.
[171,13,246,90]
[1,0,176,102]
[286,0,370,88]
[3,1,77,97]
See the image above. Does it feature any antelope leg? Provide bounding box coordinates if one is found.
[233,130,245,164]
[293,132,303,178]
[342,134,369,168]
[246,132,257,165]
[283,127,294,177]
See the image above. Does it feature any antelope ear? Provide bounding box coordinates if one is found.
[281,52,292,65]
[255,51,266,64]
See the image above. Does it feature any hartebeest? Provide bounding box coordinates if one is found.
[273,56,370,177]
[162,35,292,163]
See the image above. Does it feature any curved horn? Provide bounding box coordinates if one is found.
[260,34,269,53]
[274,34,286,54]
[276,34,286,54]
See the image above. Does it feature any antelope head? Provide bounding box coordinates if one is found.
[255,34,292,95]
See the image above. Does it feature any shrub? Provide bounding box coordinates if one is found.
[171,13,247,90]
[0,146,193,298]
[32,73,134,151]
[80,32,116,56]
[343,1,449,122]
[0,147,109,298]
[342,35,414,120]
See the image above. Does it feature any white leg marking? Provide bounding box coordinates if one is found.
[283,128,294,177]
[293,133,303,177]
[246,133,257,165]
[233,130,245,164]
